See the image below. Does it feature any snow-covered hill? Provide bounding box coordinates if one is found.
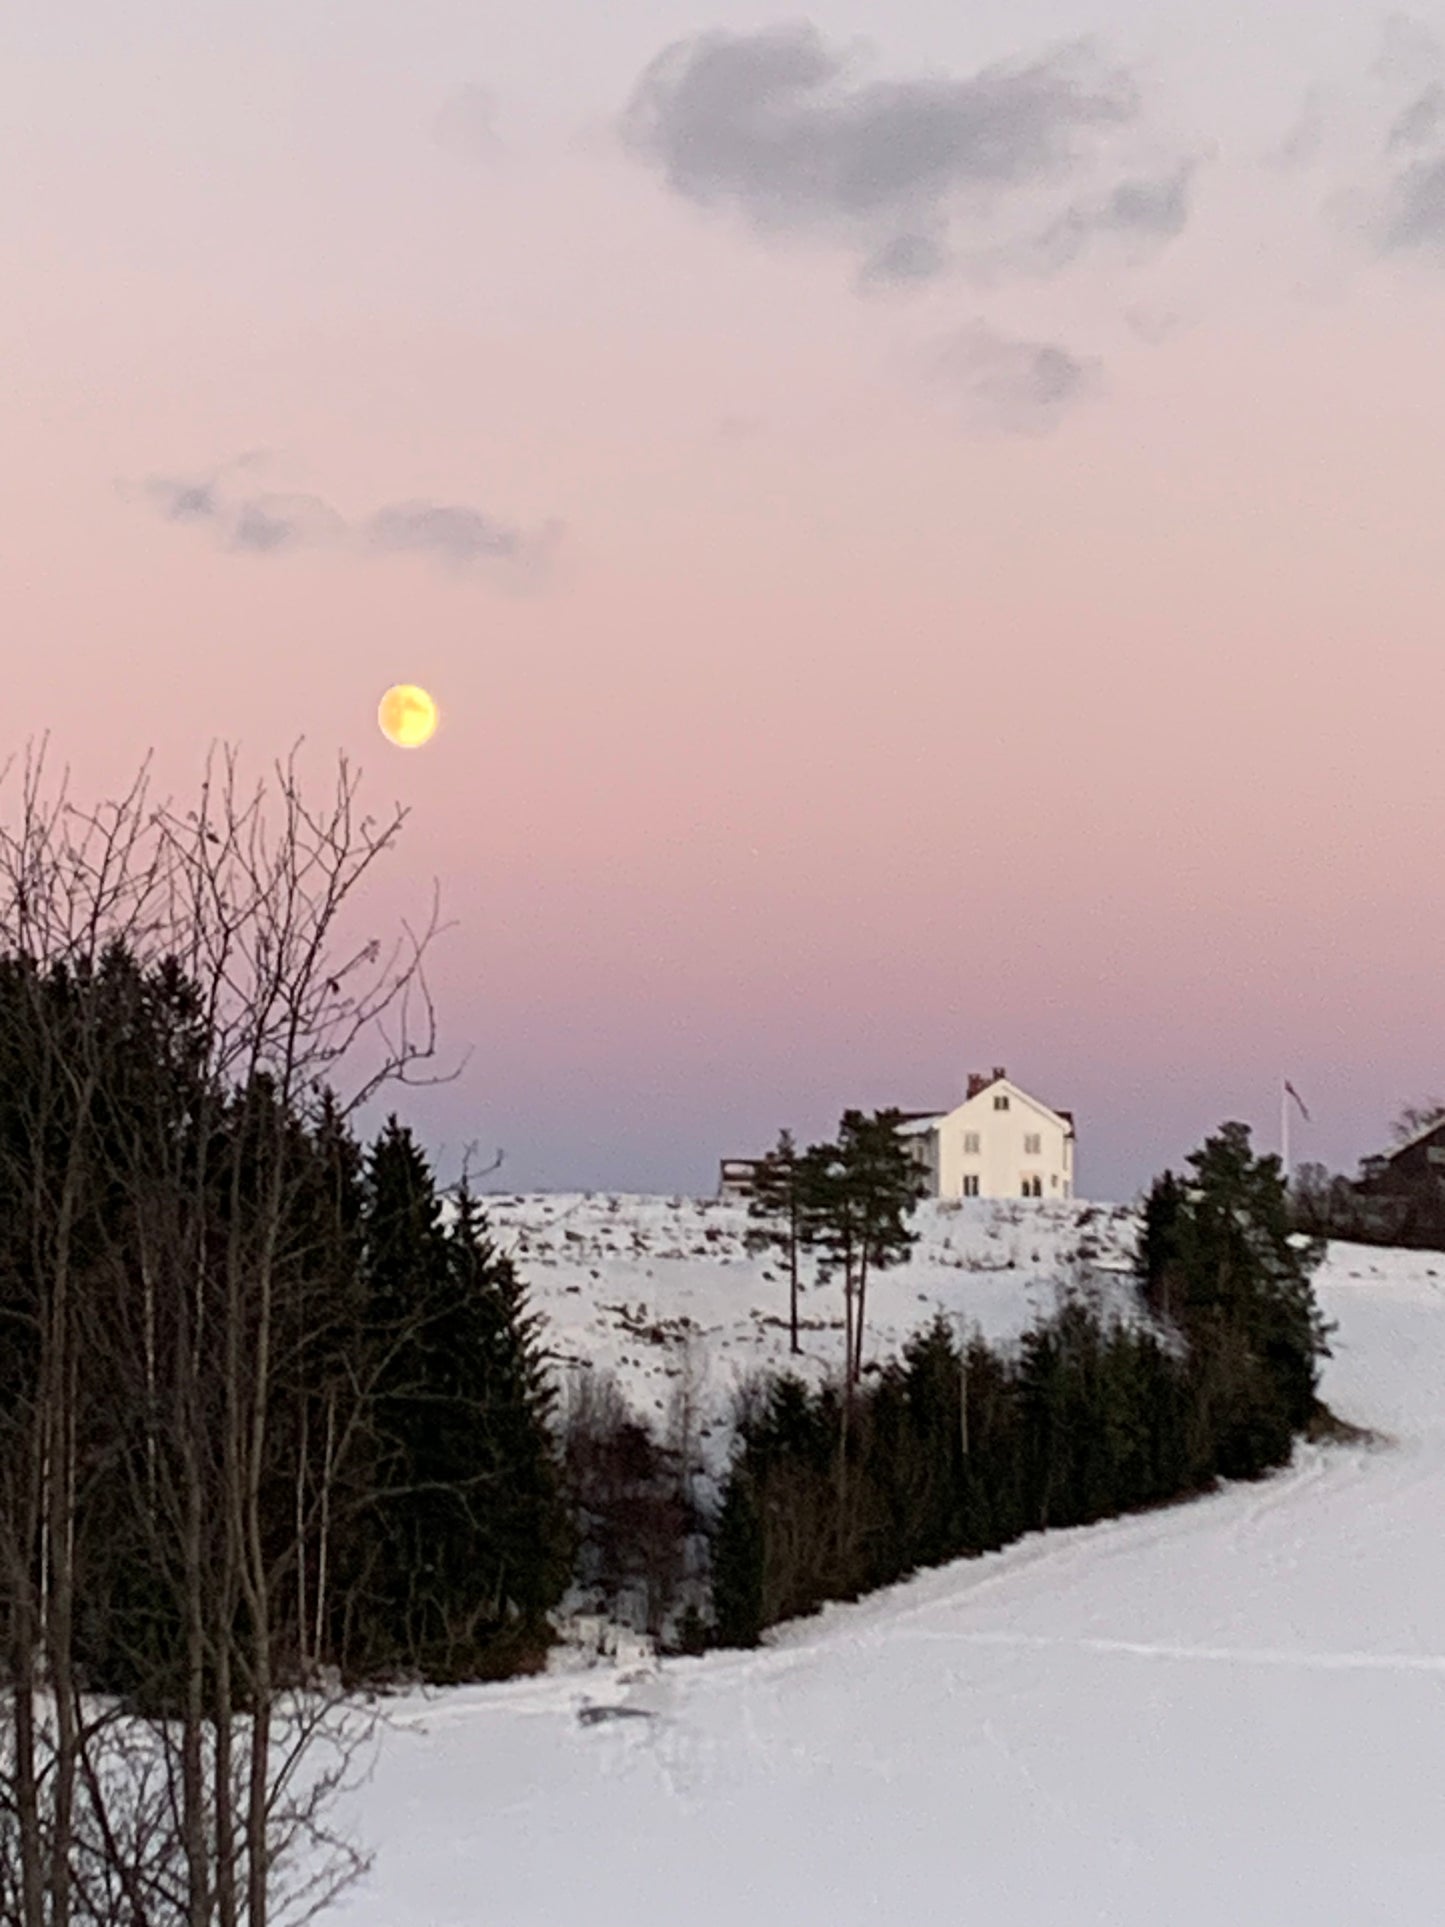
[487,1192,1141,1470]
[326,1223,1445,1927]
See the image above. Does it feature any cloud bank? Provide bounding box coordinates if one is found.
[620,24,1191,284]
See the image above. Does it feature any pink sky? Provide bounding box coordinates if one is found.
[5,1,1445,1195]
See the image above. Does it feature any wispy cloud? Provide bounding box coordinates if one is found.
[620,24,1187,286]
[132,468,557,580]
[1266,88,1329,172]
[1017,157,1198,272]
[1387,80,1445,151]
[924,324,1101,435]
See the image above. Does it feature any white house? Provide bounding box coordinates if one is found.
[897,1067,1075,1201]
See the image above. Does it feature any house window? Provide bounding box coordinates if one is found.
[993,1094,1009,1111]
[963,1132,980,1155]
[1024,1133,1041,1155]
[1020,1175,1042,1198]
[961,1175,980,1197]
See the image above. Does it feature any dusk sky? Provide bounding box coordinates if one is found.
[6,1,1445,1198]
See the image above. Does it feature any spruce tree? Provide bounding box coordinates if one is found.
[352,1124,569,1680]
[1178,1123,1331,1432]
[441,1181,571,1650]
[1137,1123,1332,1477]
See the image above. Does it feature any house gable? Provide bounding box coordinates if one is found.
[936,1078,1073,1139]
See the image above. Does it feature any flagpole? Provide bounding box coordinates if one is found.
[1281,1076,1289,1184]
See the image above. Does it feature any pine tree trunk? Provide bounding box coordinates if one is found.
[853,1247,870,1386]
[787,1211,799,1355]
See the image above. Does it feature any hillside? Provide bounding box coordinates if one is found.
[331,1235,1445,1925]
[485,1192,1142,1472]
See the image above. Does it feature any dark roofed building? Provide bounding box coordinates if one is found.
[1355,1115,1445,1248]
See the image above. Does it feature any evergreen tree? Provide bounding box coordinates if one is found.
[350,1125,569,1680]
[808,1110,924,1386]
[1137,1123,1332,1477]
[442,1181,571,1645]
[710,1469,764,1649]
[1178,1123,1331,1430]
[1137,1168,1188,1325]
[746,1129,817,1355]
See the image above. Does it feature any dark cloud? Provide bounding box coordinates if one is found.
[144,476,221,524]
[926,324,1100,434]
[365,501,523,565]
[1382,153,1445,249]
[229,494,345,555]
[859,230,947,286]
[1030,158,1196,269]
[137,476,345,556]
[621,24,1156,282]
[1371,21,1445,257]
[134,469,552,578]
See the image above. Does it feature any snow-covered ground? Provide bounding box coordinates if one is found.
[490,1192,1142,1473]
[326,1217,1445,1926]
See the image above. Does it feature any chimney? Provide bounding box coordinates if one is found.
[992,1065,1007,1084]
[966,1071,987,1099]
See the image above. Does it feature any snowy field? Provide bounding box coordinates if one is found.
[332,1216,1445,1927]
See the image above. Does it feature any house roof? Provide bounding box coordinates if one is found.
[892,1082,1074,1136]
[1383,1115,1445,1161]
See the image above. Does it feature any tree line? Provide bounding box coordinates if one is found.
[713,1121,1333,1645]
[0,753,566,1927]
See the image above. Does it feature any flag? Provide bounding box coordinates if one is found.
[1284,1080,1310,1122]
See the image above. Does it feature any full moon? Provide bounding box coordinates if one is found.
[377,684,439,749]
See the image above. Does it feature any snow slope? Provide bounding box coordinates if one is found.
[329,1231,1445,1927]
[488,1193,1141,1473]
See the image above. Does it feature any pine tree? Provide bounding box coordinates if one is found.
[746,1129,817,1354]
[808,1110,924,1386]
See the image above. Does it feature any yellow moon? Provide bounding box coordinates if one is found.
[377,684,439,749]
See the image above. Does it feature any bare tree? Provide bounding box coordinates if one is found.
[0,743,443,1927]
[1393,1099,1445,1144]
